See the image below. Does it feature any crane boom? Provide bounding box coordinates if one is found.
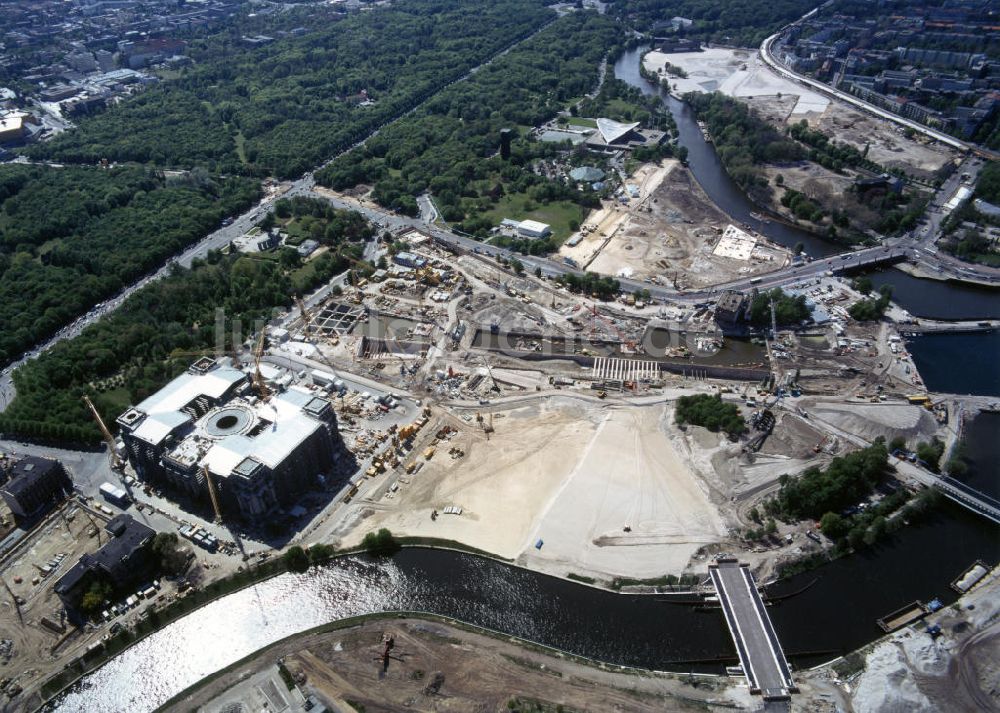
[253,331,271,400]
[202,464,223,523]
[82,395,124,470]
[294,295,344,379]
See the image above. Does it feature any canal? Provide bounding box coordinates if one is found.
[47,48,1000,713]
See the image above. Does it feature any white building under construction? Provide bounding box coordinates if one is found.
[116,357,339,520]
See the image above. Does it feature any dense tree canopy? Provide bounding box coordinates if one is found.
[748,288,812,328]
[0,194,369,444]
[773,442,889,521]
[674,393,746,437]
[0,165,259,364]
[684,92,803,196]
[317,13,621,235]
[612,0,819,47]
[28,0,554,178]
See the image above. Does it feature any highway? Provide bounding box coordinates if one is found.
[759,7,998,159]
[3,17,1000,413]
[0,16,557,410]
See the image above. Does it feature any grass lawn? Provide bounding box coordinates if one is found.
[288,249,332,292]
[92,387,133,420]
[479,193,585,243]
[566,117,597,128]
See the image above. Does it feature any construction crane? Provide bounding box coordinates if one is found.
[251,330,272,401]
[589,304,638,353]
[82,395,124,471]
[201,464,223,523]
[480,355,501,395]
[295,295,345,379]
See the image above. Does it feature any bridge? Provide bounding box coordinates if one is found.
[709,557,796,701]
[935,475,1000,525]
[893,458,1000,526]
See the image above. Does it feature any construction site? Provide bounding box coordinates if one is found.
[559,160,792,287]
[643,46,959,181]
[0,185,991,710]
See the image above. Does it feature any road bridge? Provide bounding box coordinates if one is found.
[709,556,795,701]
[934,475,1000,526]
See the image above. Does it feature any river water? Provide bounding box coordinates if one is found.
[49,48,1000,713]
[613,46,1000,397]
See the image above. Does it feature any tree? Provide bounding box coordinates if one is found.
[283,545,310,573]
[361,527,400,556]
[674,393,746,437]
[851,276,873,295]
[819,511,849,539]
[151,532,188,575]
[80,577,112,615]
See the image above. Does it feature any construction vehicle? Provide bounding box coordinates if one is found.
[417,266,440,286]
[82,395,125,471]
[423,446,436,460]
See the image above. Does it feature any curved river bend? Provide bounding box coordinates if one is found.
[49,50,1000,713]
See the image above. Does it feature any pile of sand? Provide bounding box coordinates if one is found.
[809,402,939,443]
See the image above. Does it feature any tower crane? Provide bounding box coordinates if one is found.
[82,395,124,471]
[295,295,344,379]
[202,464,223,523]
[252,331,271,401]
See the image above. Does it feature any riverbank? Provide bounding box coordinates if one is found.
[799,563,1000,712]
[155,614,743,713]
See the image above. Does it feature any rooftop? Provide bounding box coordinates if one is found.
[596,118,641,144]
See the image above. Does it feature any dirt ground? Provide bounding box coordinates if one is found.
[346,397,727,580]
[0,503,107,693]
[646,47,959,180]
[584,164,789,288]
[809,104,958,180]
[558,159,677,270]
[166,618,745,713]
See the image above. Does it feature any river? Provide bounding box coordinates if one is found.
[50,504,1000,713]
[47,48,1000,713]
[613,46,1000,397]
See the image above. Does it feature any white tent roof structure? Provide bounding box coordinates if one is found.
[596,118,640,144]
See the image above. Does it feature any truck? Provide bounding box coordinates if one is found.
[99,482,130,508]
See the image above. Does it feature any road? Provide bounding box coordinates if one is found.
[4,14,1000,412]
[759,7,998,159]
[0,16,557,409]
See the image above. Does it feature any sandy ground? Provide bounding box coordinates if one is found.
[807,401,940,444]
[584,164,789,288]
[517,404,726,579]
[348,397,726,580]
[803,566,1000,713]
[645,48,829,116]
[558,159,677,269]
[345,397,602,559]
[166,618,746,713]
[646,47,958,179]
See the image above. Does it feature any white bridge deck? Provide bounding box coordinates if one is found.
[709,558,795,701]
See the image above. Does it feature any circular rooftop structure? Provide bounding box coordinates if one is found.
[569,166,605,182]
[203,405,255,438]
